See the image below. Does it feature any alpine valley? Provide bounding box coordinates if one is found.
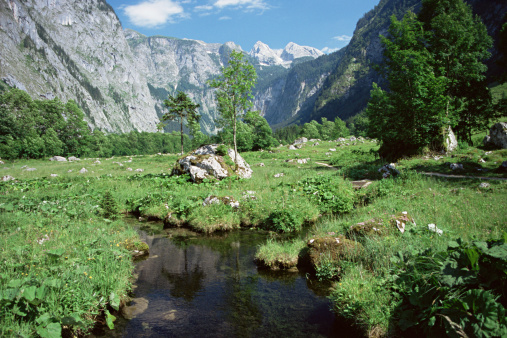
[0,0,505,134]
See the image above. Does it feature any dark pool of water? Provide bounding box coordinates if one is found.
[101,222,359,337]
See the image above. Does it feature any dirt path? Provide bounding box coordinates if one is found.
[314,162,507,181]
[314,162,339,170]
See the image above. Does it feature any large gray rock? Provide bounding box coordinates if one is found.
[483,122,507,149]
[293,137,308,145]
[174,145,252,182]
[49,156,67,162]
[444,126,458,152]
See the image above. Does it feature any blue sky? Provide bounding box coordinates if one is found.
[107,0,380,53]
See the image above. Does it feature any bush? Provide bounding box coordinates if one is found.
[100,191,118,219]
[296,175,354,214]
[266,209,303,233]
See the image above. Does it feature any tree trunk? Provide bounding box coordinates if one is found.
[180,117,184,155]
[233,114,238,171]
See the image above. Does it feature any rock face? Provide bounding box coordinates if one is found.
[173,145,252,182]
[0,0,158,133]
[126,33,325,134]
[483,122,507,149]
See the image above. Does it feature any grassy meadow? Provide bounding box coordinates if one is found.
[0,137,506,337]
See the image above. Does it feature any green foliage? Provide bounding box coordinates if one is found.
[209,50,257,166]
[274,117,351,144]
[391,237,507,337]
[314,254,341,281]
[367,0,494,158]
[215,144,228,156]
[367,12,448,159]
[162,91,200,154]
[100,191,118,220]
[295,175,354,214]
[266,209,303,233]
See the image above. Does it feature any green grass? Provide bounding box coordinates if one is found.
[254,238,305,270]
[0,137,505,336]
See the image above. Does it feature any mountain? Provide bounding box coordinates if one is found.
[249,41,324,68]
[0,0,325,134]
[293,0,507,126]
[124,31,324,134]
[1,0,504,135]
[0,0,159,133]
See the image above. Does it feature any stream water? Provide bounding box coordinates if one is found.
[101,221,359,337]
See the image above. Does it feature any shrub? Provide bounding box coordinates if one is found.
[100,191,118,219]
[296,175,354,214]
[215,144,228,156]
[266,209,303,233]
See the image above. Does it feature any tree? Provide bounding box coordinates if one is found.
[332,117,349,138]
[367,12,449,159]
[162,91,200,154]
[208,50,257,169]
[243,111,277,150]
[300,120,320,139]
[418,0,493,144]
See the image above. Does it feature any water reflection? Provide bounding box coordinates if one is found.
[106,223,358,337]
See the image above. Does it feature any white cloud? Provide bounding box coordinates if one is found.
[219,16,232,20]
[322,47,340,54]
[333,35,352,42]
[123,0,185,28]
[195,5,214,11]
[213,0,269,11]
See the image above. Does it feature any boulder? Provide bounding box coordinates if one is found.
[25,168,36,171]
[293,137,308,145]
[348,211,415,237]
[306,236,363,272]
[1,175,15,182]
[444,126,458,152]
[68,156,80,161]
[79,168,88,174]
[288,145,297,150]
[173,144,252,183]
[483,122,507,149]
[49,156,67,162]
[450,163,464,171]
[378,163,399,178]
[0,160,4,165]
[496,161,507,173]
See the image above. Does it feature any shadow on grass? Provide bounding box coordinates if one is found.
[410,160,507,178]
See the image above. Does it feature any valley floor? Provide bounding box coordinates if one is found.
[0,138,506,337]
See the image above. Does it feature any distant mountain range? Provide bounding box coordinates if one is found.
[1,0,505,134]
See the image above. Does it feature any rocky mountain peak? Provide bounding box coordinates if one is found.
[249,41,323,67]
[281,42,324,61]
[249,41,283,66]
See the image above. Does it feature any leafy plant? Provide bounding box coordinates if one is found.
[296,175,354,214]
[391,236,507,337]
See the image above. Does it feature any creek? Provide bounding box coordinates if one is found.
[102,221,359,337]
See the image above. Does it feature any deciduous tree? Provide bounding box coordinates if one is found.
[208,50,257,168]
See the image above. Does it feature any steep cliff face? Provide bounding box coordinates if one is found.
[125,30,227,134]
[0,0,159,132]
[125,30,327,134]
